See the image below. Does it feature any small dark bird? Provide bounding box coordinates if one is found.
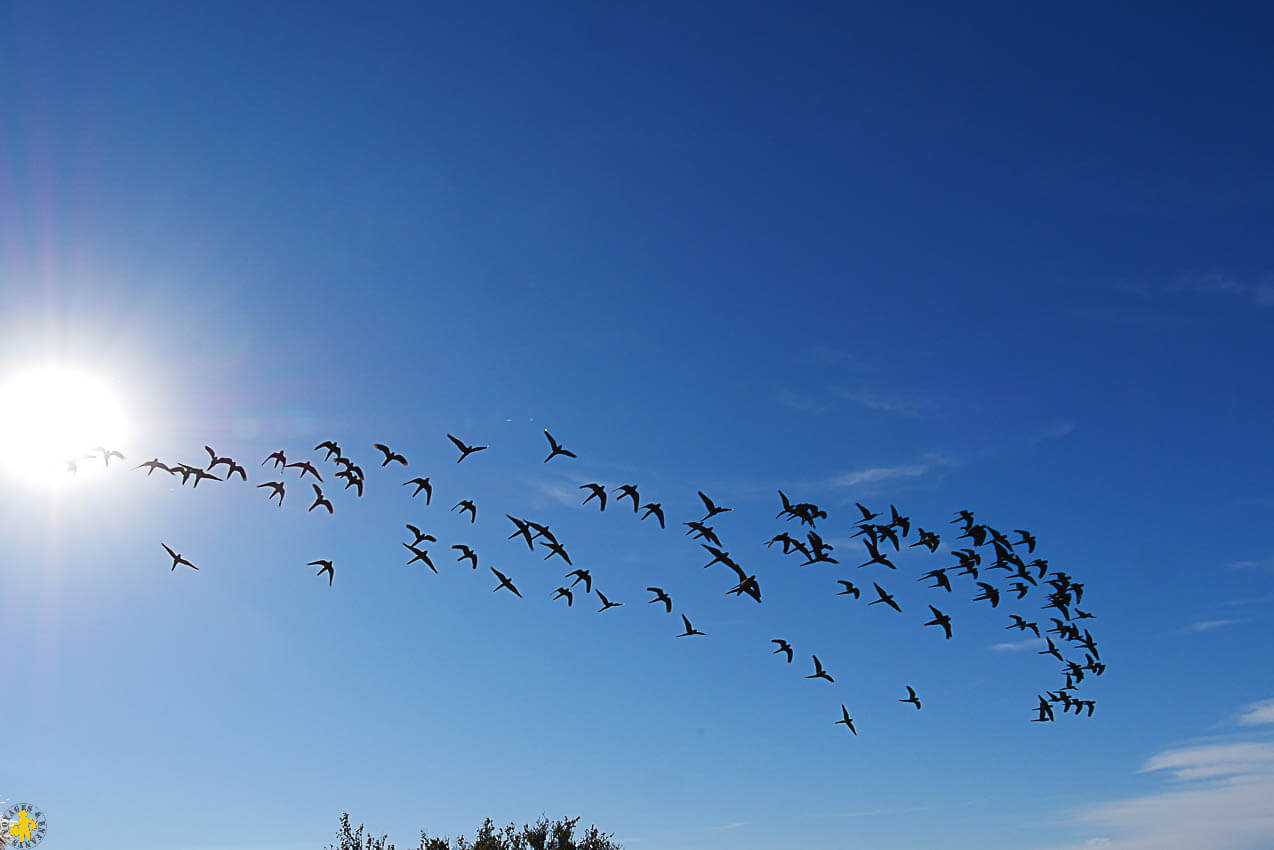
[285,460,322,481]
[855,502,879,522]
[869,582,902,613]
[136,458,172,476]
[189,468,222,488]
[836,704,858,735]
[1040,637,1065,662]
[777,490,797,519]
[543,429,577,463]
[615,484,640,512]
[646,587,673,613]
[162,543,198,571]
[447,434,488,463]
[452,544,478,569]
[910,528,941,552]
[1007,615,1041,638]
[491,568,522,597]
[899,685,922,710]
[403,477,432,503]
[405,524,436,546]
[858,539,896,570]
[771,639,794,662]
[263,450,287,468]
[973,582,1001,608]
[678,614,706,637]
[204,445,231,471]
[566,569,592,593]
[685,522,721,545]
[373,443,408,467]
[224,462,247,482]
[308,484,334,514]
[403,543,437,573]
[1033,695,1055,723]
[920,569,953,593]
[640,503,665,528]
[806,655,834,683]
[952,509,975,526]
[506,515,535,550]
[836,579,861,598]
[595,590,623,612]
[580,483,607,511]
[701,545,739,571]
[314,440,341,461]
[257,480,285,505]
[698,491,732,521]
[924,605,953,639]
[540,539,572,565]
[308,559,335,586]
[727,575,763,604]
[552,586,573,606]
[888,505,911,537]
[1013,529,1037,553]
[452,499,477,523]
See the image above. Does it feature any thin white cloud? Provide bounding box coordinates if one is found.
[1190,619,1239,632]
[991,638,1046,653]
[830,463,929,488]
[1227,555,1274,571]
[833,388,933,418]
[708,822,749,831]
[1238,699,1274,727]
[1034,421,1077,442]
[1176,273,1274,308]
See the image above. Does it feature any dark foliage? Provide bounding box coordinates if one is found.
[327,812,622,850]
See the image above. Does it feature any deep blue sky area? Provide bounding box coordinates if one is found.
[1,3,1272,850]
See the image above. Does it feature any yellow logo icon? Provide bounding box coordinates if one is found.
[3,804,46,849]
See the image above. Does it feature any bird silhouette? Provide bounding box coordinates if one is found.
[373,443,408,467]
[224,462,247,482]
[552,586,573,606]
[308,559,335,586]
[888,505,911,537]
[678,614,706,637]
[596,590,623,612]
[506,515,535,550]
[405,524,436,546]
[403,477,432,503]
[579,483,607,511]
[403,543,437,573]
[899,685,922,710]
[136,458,173,476]
[924,605,953,639]
[540,539,572,565]
[314,440,341,461]
[1033,695,1055,723]
[204,445,231,471]
[869,582,902,613]
[697,491,732,521]
[701,545,739,571]
[566,569,592,593]
[836,580,861,599]
[162,543,198,571]
[806,655,834,683]
[973,582,1001,608]
[93,446,125,467]
[189,468,222,488]
[263,450,287,468]
[855,502,879,522]
[452,544,478,569]
[836,704,857,735]
[858,538,896,570]
[685,522,721,545]
[1006,615,1041,638]
[727,575,763,604]
[257,481,285,505]
[640,503,665,528]
[910,528,941,552]
[491,568,521,597]
[285,460,322,481]
[447,434,487,463]
[646,587,673,612]
[452,499,477,523]
[543,429,576,462]
[1013,529,1037,553]
[308,484,334,514]
[920,569,953,593]
[615,484,640,512]
[771,639,794,662]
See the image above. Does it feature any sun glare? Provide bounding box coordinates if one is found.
[0,365,131,487]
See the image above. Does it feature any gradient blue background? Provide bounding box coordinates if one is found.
[2,2,1272,849]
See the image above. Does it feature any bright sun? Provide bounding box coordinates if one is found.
[0,365,131,487]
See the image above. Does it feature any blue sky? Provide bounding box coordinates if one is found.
[1,2,1272,848]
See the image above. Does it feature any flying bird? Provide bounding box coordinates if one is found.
[1014,529,1037,553]
[403,477,432,502]
[973,582,1001,608]
[452,544,478,569]
[263,450,287,468]
[899,685,922,710]
[566,569,592,593]
[614,484,640,512]
[835,705,857,735]
[491,568,522,597]
[93,446,125,467]
[1007,615,1041,638]
[678,614,706,637]
[646,587,673,613]
[771,639,794,663]
[640,503,665,528]
[257,480,285,505]
[189,468,222,488]
[806,655,834,683]
[543,429,576,462]
[405,524,436,546]
[308,559,335,586]
[506,515,535,550]
[373,443,408,467]
[596,590,623,612]
[136,458,173,476]
[452,499,477,523]
[447,434,487,463]
[285,460,322,481]
[685,522,721,545]
[836,580,861,599]
[924,605,953,639]
[869,582,902,613]
[162,543,198,571]
[540,539,572,565]
[697,491,732,521]
[552,586,573,606]
[314,440,341,461]
[888,505,911,537]
[855,502,879,522]
[403,543,437,573]
[580,483,607,511]
[308,484,334,514]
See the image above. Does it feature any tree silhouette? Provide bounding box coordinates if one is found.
[327,812,623,850]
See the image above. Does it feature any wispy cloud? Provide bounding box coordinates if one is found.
[1190,619,1239,632]
[1238,699,1274,727]
[991,638,1046,653]
[1032,421,1077,442]
[1175,273,1274,308]
[832,388,934,418]
[828,453,956,489]
[1227,555,1274,571]
[708,822,749,831]
[1041,701,1274,850]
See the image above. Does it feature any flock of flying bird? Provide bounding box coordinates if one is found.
[73,429,1105,734]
